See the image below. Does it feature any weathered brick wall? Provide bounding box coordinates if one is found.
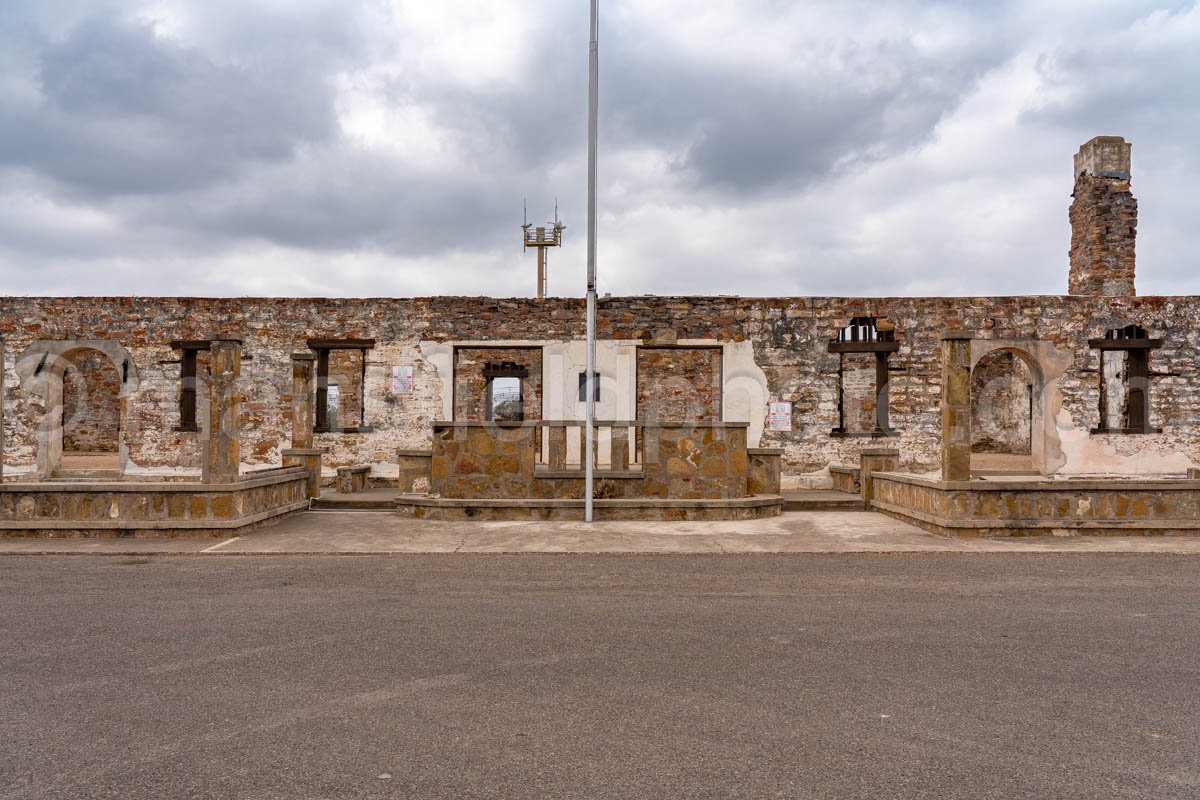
[636,347,722,422]
[1069,137,1136,297]
[1069,172,1137,296]
[0,294,1198,478]
[839,352,877,433]
[453,347,543,421]
[61,348,121,453]
[325,348,363,428]
[970,351,1032,455]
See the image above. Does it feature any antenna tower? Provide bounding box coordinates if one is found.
[522,198,564,300]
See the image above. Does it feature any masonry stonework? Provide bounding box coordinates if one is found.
[1,292,1199,482]
[636,346,722,422]
[1069,136,1136,297]
[61,348,121,453]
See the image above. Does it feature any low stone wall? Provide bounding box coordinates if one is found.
[430,422,751,501]
[830,466,860,494]
[430,422,539,499]
[871,472,1200,537]
[411,421,777,520]
[748,448,782,495]
[397,449,431,494]
[0,467,309,537]
[336,466,370,494]
[644,424,748,500]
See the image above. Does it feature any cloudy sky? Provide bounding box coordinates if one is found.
[1,0,1197,298]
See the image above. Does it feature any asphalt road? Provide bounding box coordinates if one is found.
[2,554,1198,799]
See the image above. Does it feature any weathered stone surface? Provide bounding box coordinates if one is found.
[336,466,370,494]
[0,471,307,537]
[871,473,1200,537]
[1070,137,1136,297]
[202,340,241,484]
[859,448,898,506]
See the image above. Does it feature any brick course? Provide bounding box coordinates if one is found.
[0,293,1197,478]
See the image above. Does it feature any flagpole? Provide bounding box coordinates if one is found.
[584,0,599,523]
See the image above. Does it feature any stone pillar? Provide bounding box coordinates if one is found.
[859,448,898,507]
[1069,136,1136,297]
[290,353,316,448]
[941,333,972,482]
[611,426,630,471]
[0,338,4,484]
[283,448,323,499]
[203,339,242,484]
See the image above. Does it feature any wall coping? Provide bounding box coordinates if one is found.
[0,501,309,531]
[0,467,307,494]
[748,448,783,455]
[432,420,750,429]
[398,494,782,510]
[397,449,432,457]
[829,465,860,475]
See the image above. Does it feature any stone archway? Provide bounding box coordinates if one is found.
[969,340,1070,476]
[15,340,139,477]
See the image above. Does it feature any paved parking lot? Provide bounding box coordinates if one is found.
[7,510,1200,555]
[2,553,1198,799]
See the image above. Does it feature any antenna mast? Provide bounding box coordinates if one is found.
[522,200,564,301]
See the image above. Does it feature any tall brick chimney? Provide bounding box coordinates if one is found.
[1068,136,1136,296]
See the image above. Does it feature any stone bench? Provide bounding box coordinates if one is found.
[830,465,861,494]
[336,466,371,494]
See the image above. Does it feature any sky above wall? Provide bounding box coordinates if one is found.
[1,0,1198,298]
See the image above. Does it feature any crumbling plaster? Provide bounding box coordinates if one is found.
[0,294,1196,481]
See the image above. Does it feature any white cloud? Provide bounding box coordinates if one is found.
[0,0,1196,299]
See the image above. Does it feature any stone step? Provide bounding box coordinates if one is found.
[311,489,398,511]
[781,490,867,512]
[51,470,125,480]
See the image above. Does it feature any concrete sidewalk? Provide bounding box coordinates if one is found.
[4,510,1200,555]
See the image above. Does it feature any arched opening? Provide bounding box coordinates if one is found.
[59,348,123,472]
[16,340,138,478]
[970,349,1035,473]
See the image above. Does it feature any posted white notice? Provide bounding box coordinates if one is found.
[768,401,792,432]
[391,365,414,394]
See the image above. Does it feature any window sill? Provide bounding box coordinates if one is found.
[315,425,375,434]
[830,429,901,438]
[1089,427,1162,435]
[173,425,201,433]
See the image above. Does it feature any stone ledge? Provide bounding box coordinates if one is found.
[396,494,782,521]
[0,468,309,494]
[0,500,309,534]
[534,469,644,480]
[399,495,780,509]
[871,499,1200,531]
[432,421,750,429]
[873,472,1200,492]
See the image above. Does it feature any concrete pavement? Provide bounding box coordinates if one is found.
[4,509,1200,554]
[3,554,1199,799]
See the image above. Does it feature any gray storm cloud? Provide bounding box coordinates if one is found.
[0,0,1196,297]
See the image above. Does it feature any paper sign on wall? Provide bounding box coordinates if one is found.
[391,365,414,395]
[768,401,792,432]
